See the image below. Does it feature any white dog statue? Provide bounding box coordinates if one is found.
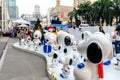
[33,30,42,51]
[58,30,75,55]
[74,32,113,80]
[44,32,57,45]
[24,35,31,48]
[49,51,60,68]
[59,55,73,78]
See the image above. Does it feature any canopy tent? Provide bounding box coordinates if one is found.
[13,18,30,25]
[19,24,28,28]
[51,24,68,29]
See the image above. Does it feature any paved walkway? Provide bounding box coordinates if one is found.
[0,37,9,58]
[0,38,49,80]
[0,37,9,42]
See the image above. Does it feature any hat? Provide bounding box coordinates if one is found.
[117,23,120,28]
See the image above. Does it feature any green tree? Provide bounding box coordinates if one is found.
[78,1,92,21]
[112,0,120,23]
[34,18,44,41]
[90,0,114,26]
[68,7,79,25]
[90,1,101,26]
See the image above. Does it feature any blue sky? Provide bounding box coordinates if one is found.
[16,0,73,17]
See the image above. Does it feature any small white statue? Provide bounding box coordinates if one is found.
[59,55,73,78]
[33,30,42,51]
[44,32,57,45]
[49,51,59,68]
[24,35,31,48]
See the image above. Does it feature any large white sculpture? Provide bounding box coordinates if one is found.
[74,32,113,80]
[33,30,42,51]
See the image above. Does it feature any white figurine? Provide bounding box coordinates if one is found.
[49,51,59,68]
[24,35,31,47]
[33,30,42,51]
[59,55,73,78]
[58,30,75,46]
[44,32,57,45]
[74,32,113,80]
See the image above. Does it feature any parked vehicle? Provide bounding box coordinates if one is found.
[79,24,89,27]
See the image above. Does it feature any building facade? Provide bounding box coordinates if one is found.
[7,0,18,19]
[34,5,41,19]
[49,0,73,24]
[47,8,53,24]
[16,6,19,18]
[0,0,10,31]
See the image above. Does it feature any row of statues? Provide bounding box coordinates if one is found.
[18,27,118,80]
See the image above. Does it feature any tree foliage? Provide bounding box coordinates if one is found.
[68,0,120,26]
[34,18,44,40]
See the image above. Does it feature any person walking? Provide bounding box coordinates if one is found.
[113,23,120,54]
[113,23,120,66]
[99,26,105,34]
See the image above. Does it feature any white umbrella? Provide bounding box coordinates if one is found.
[13,18,30,25]
[19,24,28,27]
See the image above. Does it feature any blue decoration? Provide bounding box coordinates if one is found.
[43,45,52,53]
[77,63,85,68]
[60,74,65,78]
[103,60,111,65]
[42,40,47,45]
